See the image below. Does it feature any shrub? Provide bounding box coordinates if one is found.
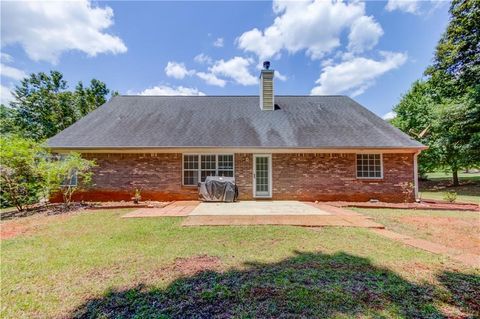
[0,135,43,211]
[443,191,457,203]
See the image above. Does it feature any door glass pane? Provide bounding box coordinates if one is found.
[255,157,269,194]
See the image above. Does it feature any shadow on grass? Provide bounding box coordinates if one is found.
[66,251,480,318]
[438,271,480,317]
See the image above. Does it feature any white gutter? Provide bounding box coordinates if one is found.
[413,150,421,201]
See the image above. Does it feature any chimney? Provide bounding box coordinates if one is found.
[260,61,274,111]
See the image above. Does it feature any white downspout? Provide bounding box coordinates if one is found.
[413,151,421,202]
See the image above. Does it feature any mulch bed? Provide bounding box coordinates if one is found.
[0,203,92,221]
[326,200,479,212]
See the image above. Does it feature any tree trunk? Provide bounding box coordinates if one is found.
[452,170,459,187]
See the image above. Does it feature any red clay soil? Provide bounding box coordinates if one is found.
[1,213,75,240]
[162,255,222,276]
[399,216,480,255]
[326,200,479,211]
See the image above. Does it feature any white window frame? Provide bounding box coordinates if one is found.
[355,153,383,179]
[182,154,234,186]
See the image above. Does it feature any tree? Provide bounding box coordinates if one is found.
[392,0,480,186]
[426,0,480,93]
[0,135,43,210]
[38,153,96,207]
[0,104,19,135]
[9,71,111,141]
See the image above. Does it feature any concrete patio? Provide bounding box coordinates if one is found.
[122,200,384,228]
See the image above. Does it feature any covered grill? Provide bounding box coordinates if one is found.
[198,176,238,202]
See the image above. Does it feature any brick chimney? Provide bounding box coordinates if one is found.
[260,61,274,111]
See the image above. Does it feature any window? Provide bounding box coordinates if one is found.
[183,154,234,186]
[61,169,78,186]
[356,154,382,179]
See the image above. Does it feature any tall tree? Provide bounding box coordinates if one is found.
[426,0,480,93]
[393,0,480,186]
[9,71,112,141]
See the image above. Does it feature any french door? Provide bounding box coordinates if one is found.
[253,154,272,198]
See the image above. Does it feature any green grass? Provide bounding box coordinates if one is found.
[425,171,480,182]
[1,209,479,318]
[419,171,480,204]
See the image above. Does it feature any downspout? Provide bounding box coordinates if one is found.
[413,151,421,202]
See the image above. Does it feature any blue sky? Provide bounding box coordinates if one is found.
[1,0,449,118]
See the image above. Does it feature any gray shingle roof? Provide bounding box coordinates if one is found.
[46,95,424,149]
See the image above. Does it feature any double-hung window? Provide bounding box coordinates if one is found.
[356,154,382,179]
[183,154,234,186]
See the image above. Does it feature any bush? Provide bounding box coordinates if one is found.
[0,135,44,211]
[443,191,457,203]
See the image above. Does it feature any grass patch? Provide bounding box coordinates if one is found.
[1,209,478,318]
[354,208,480,255]
[420,172,479,204]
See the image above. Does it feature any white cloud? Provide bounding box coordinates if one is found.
[385,0,419,14]
[274,70,287,81]
[213,37,224,48]
[1,63,27,81]
[196,72,226,87]
[164,61,194,79]
[1,84,14,105]
[194,53,213,65]
[1,0,127,63]
[348,16,383,53]
[311,51,407,97]
[382,111,397,120]
[138,85,205,96]
[237,0,381,60]
[1,52,13,63]
[209,57,257,86]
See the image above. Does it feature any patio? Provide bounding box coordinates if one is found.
[122,200,384,228]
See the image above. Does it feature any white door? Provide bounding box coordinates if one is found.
[253,155,272,198]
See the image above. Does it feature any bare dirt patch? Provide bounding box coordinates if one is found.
[399,216,480,255]
[169,255,222,276]
[1,209,79,240]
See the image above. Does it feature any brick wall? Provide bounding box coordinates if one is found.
[59,152,414,203]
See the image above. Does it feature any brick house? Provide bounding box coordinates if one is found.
[47,63,425,203]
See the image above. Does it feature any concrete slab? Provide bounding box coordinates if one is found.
[190,201,331,216]
[122,201,200,218]
[182,214,384,228]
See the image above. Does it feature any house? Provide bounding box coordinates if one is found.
[47,62,426,203]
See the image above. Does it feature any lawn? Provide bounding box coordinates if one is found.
[419,171,480,204]
[354,208,480,256]
[1,209,479,318]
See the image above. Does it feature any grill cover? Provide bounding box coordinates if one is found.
[198,176,238,202]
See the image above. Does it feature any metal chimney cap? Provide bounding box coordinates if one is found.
[263,61,271,70]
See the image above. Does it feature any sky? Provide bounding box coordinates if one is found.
[1,0,450,119]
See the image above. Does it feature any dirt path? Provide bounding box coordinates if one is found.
[370,228,479,267]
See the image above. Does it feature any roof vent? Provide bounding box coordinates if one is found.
[260,61,274,111]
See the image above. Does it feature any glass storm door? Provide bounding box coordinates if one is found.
[254,155,271,198]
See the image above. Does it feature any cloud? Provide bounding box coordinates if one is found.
[385,0,419,14]
[1,84,14,105]
[213,37,224,48]
[209,57,258,86]
[237,0,382,60]
[196,72,226,87]
[1,0,127,63]
[196,56,257,87]
[348,16,383,53]
[382,111,397,120]
[137,85,205,96]
[274,70,287,81]
[311,51,407,97]
[1,63,27,81]
[1,52,13,63]
[194,53,213,65]
[164,61,194,79]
